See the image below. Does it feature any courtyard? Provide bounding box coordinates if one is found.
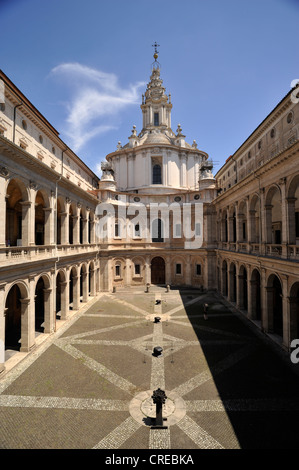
[0,286,299,449]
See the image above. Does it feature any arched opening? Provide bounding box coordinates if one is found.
[265,186,282,244]
[152,218,164,242]
[56,198,62,245]
[239,265,248,310]
[69,205,73,244]
[5,179,26,247]
[56,272,62,318]
[221,210,228,242]
[238,201,247,242]
[79,209,83,244]
[229,263,236,302]
[222,260,228,296]
[151,257,165,284]
[267,274,283,337]
[88,212,91,243]
[249,195,260,244]
[35,191,46,246]
[287,175,299,245]
[289,282,299,343]
[251,269,261,321]
[69,269,74,309]
[35,277,45,333]
[5,284,22,351]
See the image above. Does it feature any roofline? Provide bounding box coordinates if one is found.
[215,86,296,176]
[0,69,100,182]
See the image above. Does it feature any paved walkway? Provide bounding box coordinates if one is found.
[1,286,299,449]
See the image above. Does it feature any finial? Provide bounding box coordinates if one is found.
[152,42,161,69]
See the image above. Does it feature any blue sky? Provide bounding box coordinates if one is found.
[1,0,299,177]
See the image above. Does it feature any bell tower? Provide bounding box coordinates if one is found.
[140,43,173,133]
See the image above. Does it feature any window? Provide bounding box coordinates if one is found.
[175,224,181,237]
[176,264,181,275]
[287,112,293,124]
[153,164,162,184]
[258,140,262,150]
[196,264,201,276]
[135,223,140,237]
[154,112,159,126]
[115,265,121,277]
[22,120,27,130]
[152,218,164,242]
[39,135,43,144]
[135,264,140,275]
[270,128,275,138]
[115,222,120,237]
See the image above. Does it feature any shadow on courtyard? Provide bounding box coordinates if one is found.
[169,286,299,449]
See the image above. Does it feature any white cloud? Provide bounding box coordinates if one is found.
[51,62,145,152]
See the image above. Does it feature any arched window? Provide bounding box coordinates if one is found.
[152,218,164,242]
[153,164,162,184]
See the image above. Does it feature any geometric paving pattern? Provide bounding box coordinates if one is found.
[1,287,299,449]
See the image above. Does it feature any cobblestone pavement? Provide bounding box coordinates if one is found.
[1,287,299,449]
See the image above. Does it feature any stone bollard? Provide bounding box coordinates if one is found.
[112,286,116,293]
[145,283,150,293]
[166,284,170,293]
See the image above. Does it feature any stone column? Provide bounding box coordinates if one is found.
[281,275,289,349]
[43,288,54,334]
[72,274,80,310]
[145,255,151,285]
[60,212,69,245]
[43,207,53,245]
[125,257,131,287]
[165,255,171,285]
[185,255,191,286]
[20,297,34,352]
[0,178,7,247]
[0,283,7,373]
[180,153,187,188]
[82,218,88,244]
[82,272,88,302]
[60,280,69,320]
[89,268,96,296]
[287,197,297,245]
[20,201,32,246]
[72,214,80,245]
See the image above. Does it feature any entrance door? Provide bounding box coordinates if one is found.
[151,257,165,284]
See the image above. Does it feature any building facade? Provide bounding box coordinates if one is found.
[0,55,298,375]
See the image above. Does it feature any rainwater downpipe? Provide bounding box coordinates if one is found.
[54,148,66,331]
[13,102,22,143]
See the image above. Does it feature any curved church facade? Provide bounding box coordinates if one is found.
[0,51,298,374]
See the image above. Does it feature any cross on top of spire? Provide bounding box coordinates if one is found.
[152,42,161,69]
[152,42,160,55]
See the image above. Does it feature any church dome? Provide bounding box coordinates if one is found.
[142,131,172,145]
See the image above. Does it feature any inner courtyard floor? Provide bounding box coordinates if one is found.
[1,286,299,449]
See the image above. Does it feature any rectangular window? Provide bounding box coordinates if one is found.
[115,265,120,277]
[154,113,159,126]
[196,264,201,276]
[176,263,181,275]
[175,224,181,238]
[135,264,140,275]
[115,223,119,238]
